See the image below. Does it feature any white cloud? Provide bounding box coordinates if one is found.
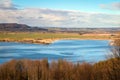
[0,8,119,28]
[0,0,119,28]
[0,0,17,10]
[100,2,120,10]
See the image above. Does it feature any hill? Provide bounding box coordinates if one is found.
[0,23,120,34]
[0,23,48,32]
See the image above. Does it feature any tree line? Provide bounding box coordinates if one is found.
[0,58,119,80]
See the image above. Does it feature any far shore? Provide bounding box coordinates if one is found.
[0,38,113,45]
[0,32,117,44]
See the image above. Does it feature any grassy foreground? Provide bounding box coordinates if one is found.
[0,32,112,44]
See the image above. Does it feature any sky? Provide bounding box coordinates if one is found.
[0,0,120,28]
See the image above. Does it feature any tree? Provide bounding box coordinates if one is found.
[112,35,120,58]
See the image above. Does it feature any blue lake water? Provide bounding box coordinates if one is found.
[0,40,111,64]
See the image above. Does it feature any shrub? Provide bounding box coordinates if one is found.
[0,58,119,80]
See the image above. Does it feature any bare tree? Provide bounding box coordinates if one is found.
[110,35,120,58]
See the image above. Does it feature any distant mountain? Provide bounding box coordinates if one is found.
[45,27,120,33]
[0,23,120,33]
[0,23,48,32]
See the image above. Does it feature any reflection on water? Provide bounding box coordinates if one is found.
[0,40,111,63]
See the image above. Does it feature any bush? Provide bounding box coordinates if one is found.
[111,34,120,58]
[0,58,119,80]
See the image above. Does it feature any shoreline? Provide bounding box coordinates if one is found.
[0,38,112,45]
[0,32,115,44]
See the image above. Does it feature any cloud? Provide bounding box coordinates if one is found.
[0,0,17,10]
[0,0,119,28]
[0,8,119,28]
[100,2,120,10]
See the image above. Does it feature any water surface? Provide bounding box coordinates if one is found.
[0,40,111,64]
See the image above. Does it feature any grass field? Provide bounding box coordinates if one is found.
[0,32,113,44]
[0,32,112,40]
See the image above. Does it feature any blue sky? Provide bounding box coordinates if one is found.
[0,0,120,28]
[13,0,120,14]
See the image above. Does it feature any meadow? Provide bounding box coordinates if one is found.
[0,32,112,44]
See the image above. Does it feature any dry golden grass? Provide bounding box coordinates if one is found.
[0,32,113,44]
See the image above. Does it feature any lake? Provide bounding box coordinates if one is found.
[0,40,111,64]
